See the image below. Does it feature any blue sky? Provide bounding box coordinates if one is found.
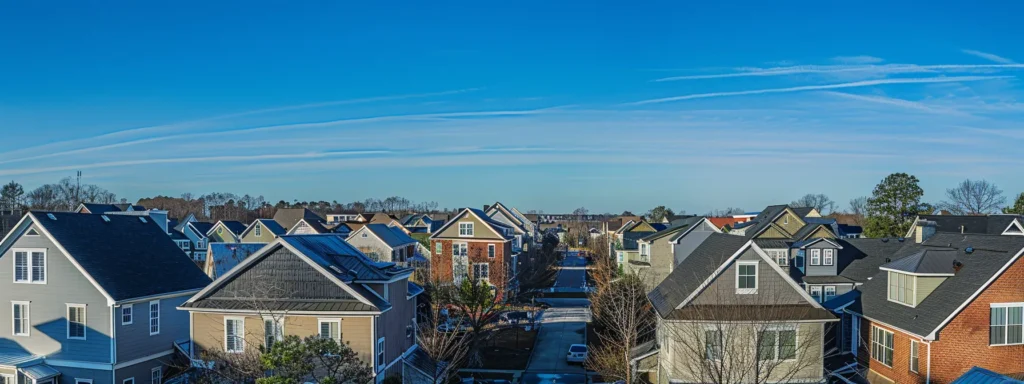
[2,1,1023,214]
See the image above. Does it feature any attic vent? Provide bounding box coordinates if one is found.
[46,213,57,220]
[139,217,148,223]
[26,228,39,236]
[965,247,975,254]
[101,215,111,222]
[328,265,343,274]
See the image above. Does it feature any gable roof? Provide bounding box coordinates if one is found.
[430,208,513,240]
[833,238,907,283]
[487,202,525,227]
[184,234,413,312]
[187,222,214,238]
[206,242,267,279]
[906,214,1024,237]
[879,249,958,276]
[208,220,247,237]
[790,207,817,218]
[1,212,211,303]
[273,208,325,230]
[641,217,706,243]
[286,218,331,234]
[356,224,419,249]
[851,233,1024,339]
[239,218,287,238]
[741,205,794,238]
[648,234,828,320]
[173,213,197,232]
[76,203,120,214]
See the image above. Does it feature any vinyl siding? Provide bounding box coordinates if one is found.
[773,210,805,236]
[376,281,415,372]
[758,225,791,239]
[54,366,113,384]
[206,227,236,244]
[690,248,806,306]
[803,242,839,277]
[346,230,394,262]
[806,226,835,240]
[914,276,946,306]
[190,312,375,364]
[0,226,112,363]
[115,295,191,363]
[114,356,171,384]
[240,223,276,243]
[658,321,826,383]
[434,213,503,240]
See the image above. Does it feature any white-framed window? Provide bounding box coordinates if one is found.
[871,326,894,367]
[13,249,46,284]
[254,224,262,237]
[809,286,822,302]
[376,337,385,369]
[809,249,821,266]
[783,215,789,225]
[990,303,1024,346]
[67,304,87,340]
[768,249,788,266]
[151,367,162,384]
[197,239,206,248]
[640,243,648,256]
[704,329,722,361]
[177,241,190,251]
[319,319,341,342]
[225,317,245,353]
[435,242,443,255]
[735,261,758,294]
[488,244,496,258]
[909,340,919,373]
[452,243,467,257]
[1,374,15,384]
[122,304,133,325]
[75,379,92,384]
[617,252,624,263]
[12,301,30,337]
[149,300,160,335]
[264,317,284,348]
[458,222,474,237]
[473,263,489,282]
[887,271,915,307]
[823,249,835,266]
[124,378,135,384]
[824,286,836,302]
[757,327,797,361]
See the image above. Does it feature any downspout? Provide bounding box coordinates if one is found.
[925,340,932,384]
[111,305,118,384]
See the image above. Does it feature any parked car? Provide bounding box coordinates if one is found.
[566,344,588,364]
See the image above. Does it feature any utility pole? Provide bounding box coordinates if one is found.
[75,171,82,206]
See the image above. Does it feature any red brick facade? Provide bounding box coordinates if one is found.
[430,239,513,301]
[862,257,1024,383]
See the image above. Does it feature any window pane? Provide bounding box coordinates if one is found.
[1008,307,1023,344]
[14,252,28,281]
[779,330,796,360]
[31,252,45,282]
[757,331,776,361]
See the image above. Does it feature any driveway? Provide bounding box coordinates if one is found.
[524,320,587,373]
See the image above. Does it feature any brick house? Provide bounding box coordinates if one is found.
[847,223,1024,383]
[429,208,517,301]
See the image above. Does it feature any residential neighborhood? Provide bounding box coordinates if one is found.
[3,4,1024,383]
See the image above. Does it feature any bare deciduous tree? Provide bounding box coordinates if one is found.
[417,281,470,384]
[588,272,657,384]
[939,179,1007,215]
[790,194,837,215]
[660,259,826,384]
[707,208,745,217]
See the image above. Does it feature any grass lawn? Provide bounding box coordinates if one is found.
[476,327,538,370]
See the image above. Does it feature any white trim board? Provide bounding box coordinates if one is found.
[429,208,508,240]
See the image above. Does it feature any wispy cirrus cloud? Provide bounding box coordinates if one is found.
[630,76,1009,105]
[653,63,1024,82]
[831,55,884,64]
[819,91,970,116]
[961,49,1016,64]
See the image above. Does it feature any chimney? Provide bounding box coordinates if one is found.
[915,220,937,244]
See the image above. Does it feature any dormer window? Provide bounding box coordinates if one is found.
[887,272,915,307]
[823,249,834,266]
[809,249,821,266]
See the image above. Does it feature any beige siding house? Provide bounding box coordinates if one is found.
[180,234,425,383]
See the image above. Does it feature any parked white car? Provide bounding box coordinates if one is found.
[566,344,588,364]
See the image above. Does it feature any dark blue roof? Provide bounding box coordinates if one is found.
[279,234,411,282]
[25,212,211,301]
[804,217,838,225]
[952,367,1024,384]
[208,243,267,278]
[245,219,286,237]
[189,222,214,237]
[220,221,248,235]
[732,221,756,229]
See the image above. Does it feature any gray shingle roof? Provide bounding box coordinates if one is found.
[363,224,418,248]
[26,211,212,301]
[835,238,906,283]
[280,234,412,282]
[880,249,959,275]
[274,208,325,230]
[661,304,835,321]
[647,233,749,318]
[852,233,1024,337]
[791,207,816,218]
[641,217,703,242]
[184,298,378,312]
[918,214,1024,235]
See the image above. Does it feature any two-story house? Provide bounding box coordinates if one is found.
[846,223,1024,383]
[429,208,517,301]
[237,219,285,243]
[614,219,665,269]
[179,235,423,383]
[346,224,419,264]
[397,214,443,235]
[485,202,535,251]
[647,233,838,384]
[181,222,213,262]
[631,217,720,290]
[0,212,211,384]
